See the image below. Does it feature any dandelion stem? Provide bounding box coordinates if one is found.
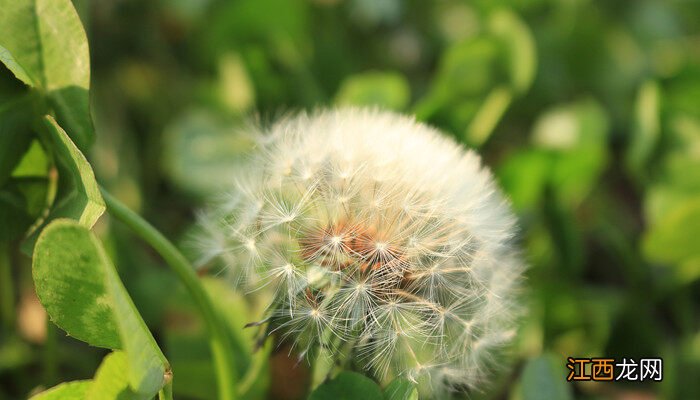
[100,187,238,400]
[237,339,272,397]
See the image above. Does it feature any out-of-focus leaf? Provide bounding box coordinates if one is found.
[165,276,268,399]
[661,332,700,400]
[29,381,92,400]
[644,184,697,228]
[605,300,663,360]
[202,277,256,370]
[543,188,584,275]
[0,93,37,186]
[416,7,534,137]
[0,336,33,371]
[87,351,143,400]
[1,140,51,242]
[642,198,700,266]
[0,139,50,241]
[626,80,660,177]
[218,53,256,114]
[165,333,218,400]
[32,220,169,397]
[497,149,551,212]
[0,182,37,242]
[533,100,609,207]
[0,0,93,150]
[334,71,410,111]
[520,354,572,400]
[23,116,104,252]
[162,110,254,197]
[203,0,309,65]
[11,140,49,178]
[384,378,418,400]
[489,8,536,94]
[309,372,383,400]
[415,37,499,121]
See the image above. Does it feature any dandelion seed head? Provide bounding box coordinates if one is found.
[197,108,524,396]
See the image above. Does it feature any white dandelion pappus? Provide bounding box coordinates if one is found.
[197,107,524,396]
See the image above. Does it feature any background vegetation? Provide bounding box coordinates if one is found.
[1,0,699,399]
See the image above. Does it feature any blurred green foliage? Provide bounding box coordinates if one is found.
[1,0,699,399]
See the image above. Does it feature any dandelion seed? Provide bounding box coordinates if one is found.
[197,108,524,396]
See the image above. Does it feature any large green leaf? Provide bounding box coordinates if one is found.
[309,372,383,400]
[32,219,118,348]
[33,219,170,397]
[23,116,104,251]
[0,0,93,150]
[29,381,92,400]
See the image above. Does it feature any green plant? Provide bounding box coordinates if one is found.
[2,0,699,399]
[0,1,243,398]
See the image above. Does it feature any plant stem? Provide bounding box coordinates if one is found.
[465,85,513,147]
[237,340,272,397]
[158,380,174,400]
[0,241,14,331]
[310,327,344,390]
[43,319,58,386]
[310,345,335,390]
[100,188,238,400]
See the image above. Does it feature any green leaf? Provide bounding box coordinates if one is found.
[0,93,37,186]
[488,8,536,94]
[23,116,104,252]
[309,372,383,400]
[532,100,610,207]
[384,378,418,400]
[626,80,660,177]
[334,71,410,111]
[32,220,118,348]
[88,351,145,400]
[0,0,93,150]
[163,276,268,399]
[0,45,33,85]
[0,180,41,241]
[162,110,255,197]
[0,335,33,372]
[520,355,573,400]
[415,37,499,121]
[643,198,700,265]
[29,380,92,400]
[33,219,170,397]
[497,149,551,212]
[218,53,256,113]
